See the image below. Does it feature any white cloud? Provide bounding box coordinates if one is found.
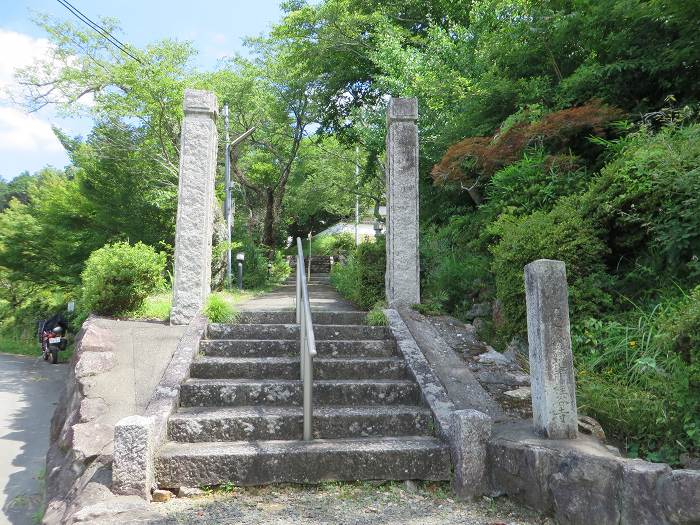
[0,106,63,153]
[0,29,53,101]
[0,29,68,177]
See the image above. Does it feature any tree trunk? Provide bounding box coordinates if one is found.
[262,188,276,248]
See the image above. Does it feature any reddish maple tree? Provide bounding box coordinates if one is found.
[431,100,625,202]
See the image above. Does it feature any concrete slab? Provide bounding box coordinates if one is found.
[85,319,187,434]
[0,353,67,525]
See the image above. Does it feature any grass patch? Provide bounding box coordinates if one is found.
[125,287,270,323]
[128,292,172,321]
[573,297,700,463]
[204,289,270,323]
[366,304,388,326]
[0,334,36,357]
[205,292,239,323]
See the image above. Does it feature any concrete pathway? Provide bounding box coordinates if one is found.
[239,274,358,313]
[0,354,68,525]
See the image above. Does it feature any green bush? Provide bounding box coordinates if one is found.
[484,150,591,217]
[267,249,292,284]
[205,292,238,323]
[80,242,166,316]
[489,198,613,341]
[330,237,386,310]
[582,124,700,277]
[308,232,355,257]
[236,237,290,289]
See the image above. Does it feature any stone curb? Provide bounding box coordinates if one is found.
[385,309,494,499]
[384,309,455,439]
[112,313,206,499]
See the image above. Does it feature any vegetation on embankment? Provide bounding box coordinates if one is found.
[1,0,698,463]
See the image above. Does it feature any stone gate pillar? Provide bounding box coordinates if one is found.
[170,89,218,325]
[385,97,420,308]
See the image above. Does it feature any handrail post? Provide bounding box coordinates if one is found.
[295,257,301,324]
[299,283,305,381]
[307,232,312,283]
[296,237,315,442]
[303,348,313,440]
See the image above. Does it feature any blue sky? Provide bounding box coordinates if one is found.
[0,0,287,180]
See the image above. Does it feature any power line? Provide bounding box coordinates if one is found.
[55,0,141,62]
[54,0,144,64]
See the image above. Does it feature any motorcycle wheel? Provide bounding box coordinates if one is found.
[43,351,49,361]
[51,347,59,364]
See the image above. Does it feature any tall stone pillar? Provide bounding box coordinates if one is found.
[524,259,578,439]
[385,97,420,308]
[170,89,218,325]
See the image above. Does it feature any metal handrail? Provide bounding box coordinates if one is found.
[295,237,317,441]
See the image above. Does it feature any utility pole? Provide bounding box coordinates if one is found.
[223,104,232,289]
[355,145,360,245]
[222,103,255,289]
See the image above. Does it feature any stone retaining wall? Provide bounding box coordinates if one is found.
[112,314,206,500]
[42,317,173,524]
[487,420,700,525]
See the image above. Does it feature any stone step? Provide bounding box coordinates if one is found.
[234,311,367,325]
[207,324,391,341]
[179,379,421,407]
[200,339,397,358]
[273,284,336,293]
[286,273,331,278]
[156,436,451,487]
[280,281,332,286]
[168,405,434,442]
[190,357,408,380]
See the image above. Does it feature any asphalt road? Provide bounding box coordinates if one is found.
[0,353,68,525]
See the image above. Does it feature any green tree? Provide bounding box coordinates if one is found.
[205,44,318,247]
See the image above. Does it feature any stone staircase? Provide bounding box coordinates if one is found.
[288,255,332,274]
[154,292,451,488]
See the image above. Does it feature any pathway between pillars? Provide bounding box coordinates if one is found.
[237,273,358,312]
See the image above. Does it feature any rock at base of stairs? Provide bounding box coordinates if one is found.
[156,436,451,487]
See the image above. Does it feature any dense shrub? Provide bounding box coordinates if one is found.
[489,198,613,340]
[484,151,591,217]
[330,237,385,310]
[419,213,494,315]
[238,238,290,289]
[581,124,700,277]
[81,242,166,316]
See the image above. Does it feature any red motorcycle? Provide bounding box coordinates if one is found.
[38,317,68,364]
